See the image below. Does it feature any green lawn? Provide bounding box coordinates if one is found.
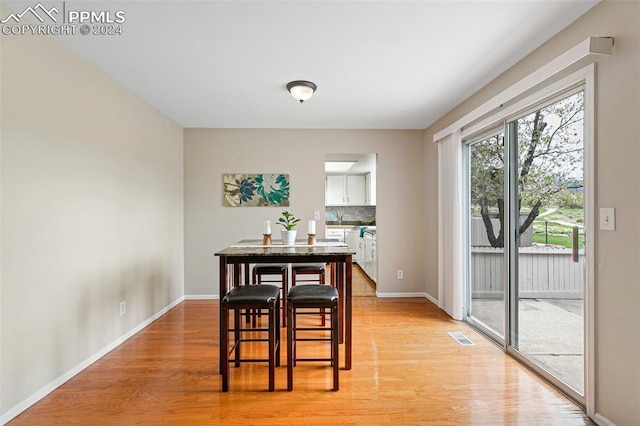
[533,207,584,249]
[532,233,584,248]
[537,207,584,224]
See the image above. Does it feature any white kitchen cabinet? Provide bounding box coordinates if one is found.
[371,234,377,282]
[355,235,365,265]
[325,175,346,205]
[325,174,367,205]
[344,228,359,259]
[346,175,366,205]
[363,231,377,283]
[325,228,345,242]
[326,226,360,250]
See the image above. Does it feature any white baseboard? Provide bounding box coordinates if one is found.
[184,294,219,300]
[1,296,184,426]
[424,292,439,306]
[376,292,427,298]
[594,412,617,426]
[376,292,439,306]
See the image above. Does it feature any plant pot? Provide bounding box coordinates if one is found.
[281,229,297,246]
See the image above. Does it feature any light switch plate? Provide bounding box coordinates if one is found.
[313,211,321,220]
[600,207,615,231]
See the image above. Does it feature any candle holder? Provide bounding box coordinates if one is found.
[263,234,272,245]
[307,234,316,245]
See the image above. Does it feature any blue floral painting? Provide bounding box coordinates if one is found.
[223,173,290,207]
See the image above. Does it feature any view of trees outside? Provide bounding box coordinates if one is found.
[470,91,584,248]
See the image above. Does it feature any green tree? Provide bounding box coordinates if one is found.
[470,92,584,247]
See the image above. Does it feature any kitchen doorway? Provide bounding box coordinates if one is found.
[325,153,377,296]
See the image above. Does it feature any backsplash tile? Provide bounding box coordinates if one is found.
[325,205,376,223]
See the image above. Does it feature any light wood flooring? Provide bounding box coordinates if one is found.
[351,263,376,297]
[10,270,593,425]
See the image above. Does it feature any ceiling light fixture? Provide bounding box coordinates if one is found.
[287,80,317,103]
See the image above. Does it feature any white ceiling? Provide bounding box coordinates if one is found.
[25,1,598,129]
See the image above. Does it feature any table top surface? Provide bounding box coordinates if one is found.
[215,239,355,257]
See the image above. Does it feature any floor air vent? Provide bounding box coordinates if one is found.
[448,331,475,346]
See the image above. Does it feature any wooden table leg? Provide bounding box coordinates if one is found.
[220,301,229,391]
[219,256,228,375]
[336,262,344,345]
[345,256,352,370]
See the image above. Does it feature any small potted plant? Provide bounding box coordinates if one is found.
[278,210,300,245]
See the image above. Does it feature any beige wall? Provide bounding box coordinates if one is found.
[424,1,640,423]
[0,25,184,416]
[184,128,425,297]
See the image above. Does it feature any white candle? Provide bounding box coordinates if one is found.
[308,220,316,235]
[264,220,271,235]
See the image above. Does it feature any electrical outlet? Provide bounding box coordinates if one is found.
[120,301,126,316]
[397,270,404,279]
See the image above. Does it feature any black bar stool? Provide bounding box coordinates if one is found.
[253,264,288,326]
[287,284,339,391]
[292,263,328,325]
[220,284,281,392]
[291,263,326,285]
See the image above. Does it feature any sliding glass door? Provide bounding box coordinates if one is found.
[508,89,585,397]
[466,88,585,401]
[466,132,505,343]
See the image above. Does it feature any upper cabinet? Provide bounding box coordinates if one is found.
[325,153,376,206]
[325,174,369,205]
[325,175,346,205]
[346,175,367,205]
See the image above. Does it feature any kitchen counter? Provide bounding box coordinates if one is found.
[325,220,375,226]
[326,224,360,229]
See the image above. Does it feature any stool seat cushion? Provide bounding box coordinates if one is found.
[223,284,280,304]
[253,265,288,274]
[288,284,338,302]
[292,264,325,271]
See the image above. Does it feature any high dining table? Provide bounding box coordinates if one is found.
[215,239,355,371]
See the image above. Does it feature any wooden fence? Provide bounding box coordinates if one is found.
[470,247,584,299]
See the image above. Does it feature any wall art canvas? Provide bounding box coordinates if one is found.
[223,173,290,207]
